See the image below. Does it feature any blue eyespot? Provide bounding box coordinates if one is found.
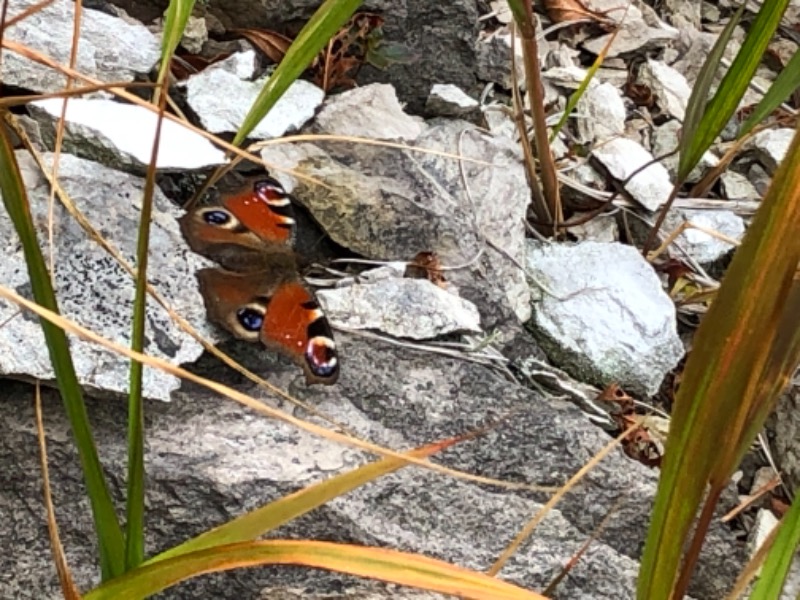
[203,210,231,226]
[236,308,263,332]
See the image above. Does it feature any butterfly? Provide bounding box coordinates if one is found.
[179,176,339,385]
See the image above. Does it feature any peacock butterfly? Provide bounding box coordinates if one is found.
[179,176,339,385]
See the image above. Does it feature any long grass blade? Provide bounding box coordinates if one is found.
[738,47,800,137]
[85,540,546,600]
[124,0,191,570]
[638,122,800,599]
[678,0,789,179]
[231,0,363,147]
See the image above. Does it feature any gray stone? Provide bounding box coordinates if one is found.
[4,0,159,94]
[591,138,673,211]
[318,278,481,340]
[475,28,529,89]
[720,171,759,201]
[424,84,479,118]
[0,331,744,598]
[180,15,209,54]
[313,84,424,142]
[750,128,795,173]
[184,68,325,139]
[0,153,213,400]
[637,60,692,121]
[662,208,744,265]
[29,99,226,173]
[574,82,626,144]
[262,98,531,324]
[526,241,684,396]
[651,119,718,183]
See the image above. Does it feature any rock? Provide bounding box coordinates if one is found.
[569,213,620,243]
[651,119,718,183]
[591,138,673,211]
[637,60,692,120]
[4,0,159,94]
[661,208,744,266]
[525,241,684,396]
[773,386,800,491]
[317,278,482,340]
[313,84,424,142]
[475,28,529,89]
[424,84,480,118]
[180,15,209,54]
[582,1,679,57]
[0,153,213,400]
[750,128,795,173]
[262,116,531,324]
[28,99,226,173]
[720,171,759,201]
[746,509,779,575]
[0,339,745,598]
[574,82,627,144]
[183,66,325,139]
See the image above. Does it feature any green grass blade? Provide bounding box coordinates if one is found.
[125,0,191,569]
[87,540,546,600]
[638,123,800,599]
[156,0,196,86]
[0,123,125,579]
[749,492,800,599]
[739,47,800,137]
[231,0,363,147]
[679,0,789,179]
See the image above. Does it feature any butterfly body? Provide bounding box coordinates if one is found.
[180,177,339,385]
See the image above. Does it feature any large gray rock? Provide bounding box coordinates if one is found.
[261,85,531,324]
[0,153,213,400]
[4,0,159,94]
[0,330,744,598]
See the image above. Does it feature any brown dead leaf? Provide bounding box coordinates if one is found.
[542,0,616,26]
[230,28,293,64]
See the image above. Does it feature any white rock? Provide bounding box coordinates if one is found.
[29,98,226,171]
[638,60,692,120]
[665,208,744,265]
[425,84,479,117]
[526,241,683,396]
[575,82,626,143]
[318,278,482,340]
[592,138,673,211]
[751,128,794,172]
[184,68,325,139]
[720,171,758,200]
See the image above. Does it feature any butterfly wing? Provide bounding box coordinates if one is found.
[179,177,296,271]
[197,268,339,385]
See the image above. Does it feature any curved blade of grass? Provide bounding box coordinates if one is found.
[231,0,363,147]
[125,0,193,569]
[85,540,547,600]
[157,0,195,86]
[638,123,800,599]
[678,0,788,179]
[147,438,458,563]
[0,121,125,579]
[738,47,800,137]
[749,492,800,599]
